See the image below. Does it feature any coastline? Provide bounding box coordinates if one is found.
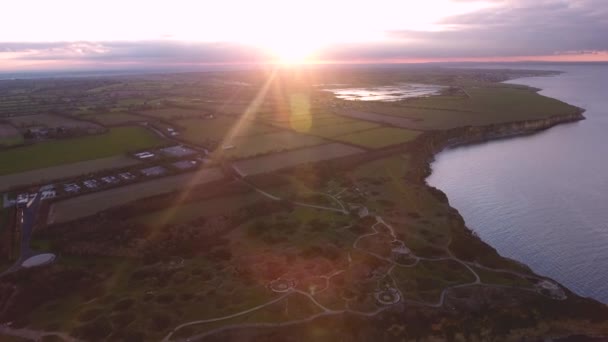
[413,109,608,337]
[411,110,593,287]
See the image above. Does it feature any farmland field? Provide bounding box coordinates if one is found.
[49,167,224,224]
[132,190,265,227]
[0,123,23,146]
[0,155,140,191]
[177,116,278,145]
[139,108,209,120]
[302,120,380,138]
[6,114,103,131]
[83,112,147,125]
[271,114,381,138]
[333,127,420,148]
[335,109,420,129]
[233,142,364,175]
[0,126,166,175]
[222,131,328,159]
[343,85,580,129]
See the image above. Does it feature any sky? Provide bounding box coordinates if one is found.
[1,0,607,71]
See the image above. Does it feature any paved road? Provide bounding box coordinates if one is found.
[0,193,45,277]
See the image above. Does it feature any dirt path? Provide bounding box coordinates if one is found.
[162,197,553,341]
[0,325,79,342]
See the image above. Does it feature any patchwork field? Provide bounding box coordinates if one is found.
[177,117,278,145]
[232,142,364,175]
[273,114,381,138]
[48,168,224,224]
[222,131,328,159]
[335,109,421,129]
[6,114,103,131]
[0,155,140,191]
[0,127,166,176]
[333,127,420,148]
[83,112,147,125]
[343,85,581,130]
[138,108,210,120]
[259,111,337,125]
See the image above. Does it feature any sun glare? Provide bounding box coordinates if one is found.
[257,30,322,65]
[270,43,316,65]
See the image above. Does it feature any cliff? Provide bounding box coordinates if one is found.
[410,110,586,183]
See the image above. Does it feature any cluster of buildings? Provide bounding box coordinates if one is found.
[3,145,210,209]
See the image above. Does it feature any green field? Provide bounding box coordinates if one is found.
[333,127,420,148]
[222,131,328,159]
[83,112,147,125]
[0,127,166,175]
[139,108,209,120]
[0,135,24,147]
[0,123,24,147]
[292,119,380,138]
[354,85,580,130]
[177,117,278,145]
[132,191,265,227]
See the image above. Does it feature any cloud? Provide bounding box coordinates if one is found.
[0,41,273,70]
[1,0,608,70]
[382,0,608,58]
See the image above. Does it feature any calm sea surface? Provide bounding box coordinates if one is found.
[427,64,608,303]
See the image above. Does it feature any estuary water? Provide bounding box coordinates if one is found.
[325,83,445,101]
[427,64,608,303]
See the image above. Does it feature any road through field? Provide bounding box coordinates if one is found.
[48,168,224,224]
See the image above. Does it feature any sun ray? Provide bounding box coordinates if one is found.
[152,68,279,228]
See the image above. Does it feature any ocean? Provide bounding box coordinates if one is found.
[427,64,608,303]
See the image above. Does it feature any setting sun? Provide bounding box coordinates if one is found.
[268,41,317,64]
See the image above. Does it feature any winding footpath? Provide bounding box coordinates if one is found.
[162,179,561,342]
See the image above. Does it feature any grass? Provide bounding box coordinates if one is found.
[132,191,265,227]
[6,114,102,130]
[0,127,166,175]
[0,123,23,146]
[333,127,420,148]
[83,112,147,125]
[243,206,353,250]
[232,142,362,175]
[474,267,536,288]
[391,260,475,302]
[0,135,24,147]
[293,120,380,138]
[177,117,278,145]
[355,85,580,130]
[221,131,328,159]
[0,334,30,342]
[139,108,208,120]
[26,253,276,340]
